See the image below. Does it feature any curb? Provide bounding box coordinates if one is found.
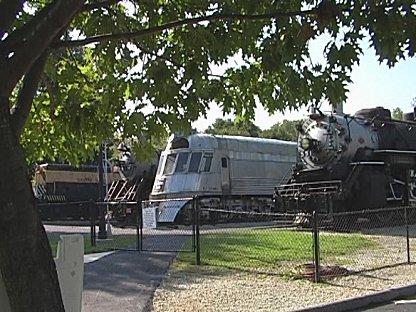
[293,284,416,312]
[84,251,116,264]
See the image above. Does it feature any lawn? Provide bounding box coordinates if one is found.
[47,233,138,257]
[176,228,377,270]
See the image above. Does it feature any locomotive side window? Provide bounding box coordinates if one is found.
[163,154,177,175]
[188,152,202,172]
[175,152,190,173]
[202,153,213,172]
[221,157,227,168]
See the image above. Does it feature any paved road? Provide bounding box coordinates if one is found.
[355,298,416,311]
[82,250,176,312]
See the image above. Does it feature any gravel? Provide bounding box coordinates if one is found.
[151,227,416,312]
[152,265,416,312]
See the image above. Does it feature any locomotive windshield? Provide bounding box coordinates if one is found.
[175,152,190,173]
[156,155,165,175]
[188,152,202,172]
[163,154,177,175]
[202,153,213,172]
[158,151,210,175]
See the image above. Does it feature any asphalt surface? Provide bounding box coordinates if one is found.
[82,250,176,312]
[82,250,416,312]
[294,285,416,312]
[357,299,416,312]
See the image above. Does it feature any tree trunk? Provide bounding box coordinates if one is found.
[0,97,64,311]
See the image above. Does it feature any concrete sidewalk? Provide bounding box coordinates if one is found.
[82,251,176,312]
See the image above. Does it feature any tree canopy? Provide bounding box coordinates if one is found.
[205,118,262,137]
[2,0,414,163]
[260,119,300,141]
[392,107,404,120]
[1,0,415,311]
[205,118,299,141]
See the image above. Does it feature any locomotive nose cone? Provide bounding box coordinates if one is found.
[299,120,339,168]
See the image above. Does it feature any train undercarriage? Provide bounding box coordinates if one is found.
[275,158,416,228]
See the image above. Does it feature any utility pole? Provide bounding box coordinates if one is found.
[104,142,112,238]
[97,142,107,239]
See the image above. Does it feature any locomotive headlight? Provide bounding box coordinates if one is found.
[300,138,311,150]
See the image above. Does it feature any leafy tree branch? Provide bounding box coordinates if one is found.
[0,0,84,96]
[10,53,48,137]
[0,0,24,37]
[81,0,121,12]
[54,10,317,48]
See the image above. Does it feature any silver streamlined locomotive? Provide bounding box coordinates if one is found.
[275,106,416,213]
[148,132,298,223]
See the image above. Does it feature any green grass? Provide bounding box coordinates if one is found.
[176,229,377,269]
[48,234,137,257]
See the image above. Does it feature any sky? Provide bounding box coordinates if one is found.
[192,46,416,132]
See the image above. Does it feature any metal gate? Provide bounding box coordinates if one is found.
[139,198,196,252]
[92,201,141,251]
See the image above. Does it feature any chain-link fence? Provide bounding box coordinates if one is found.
[42,198,416,282]
[140,198,195,252]
[317,207,416,280]
[42,201,141,253]
[187,199,416,282]
[196,210,309,276]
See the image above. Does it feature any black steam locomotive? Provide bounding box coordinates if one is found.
[275,106,416,214]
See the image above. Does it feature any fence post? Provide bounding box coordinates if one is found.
[89,200,96,247]
[312,210,320,282]
[137,201,144,252]
[404,170,411,264]
[192,197,196,252]
[404,206,411,264]
[195,196,201,265]
[136,202,141,251]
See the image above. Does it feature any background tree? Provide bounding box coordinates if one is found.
[1,1,415,310]
[392,107,404,120]
[260,120,300,141]
[205,118,261,137]
[411,97,416,108]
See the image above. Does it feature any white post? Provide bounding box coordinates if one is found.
[0,235,85,312]
[55,235,84,312]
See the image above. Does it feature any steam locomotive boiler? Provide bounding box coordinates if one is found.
[275,106,416,214]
